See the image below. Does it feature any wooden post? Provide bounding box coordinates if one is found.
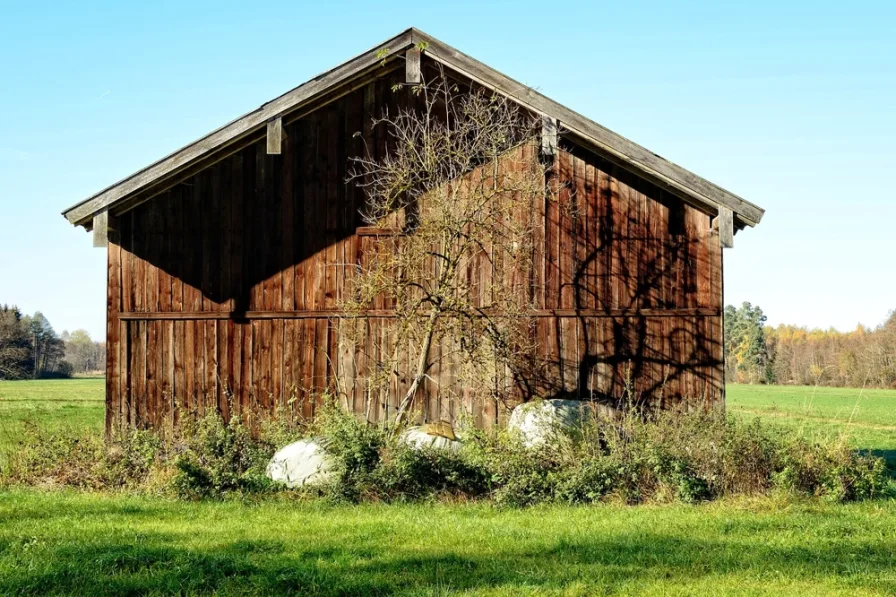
[405,47,421,84]
[715,206,734,248]
[541,115,558,157]
[266,117,283,155]
[93,211,111,248]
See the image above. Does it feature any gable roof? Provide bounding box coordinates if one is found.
[62,27,764,230]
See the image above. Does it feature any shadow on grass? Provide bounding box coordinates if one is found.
[1,525,894,595]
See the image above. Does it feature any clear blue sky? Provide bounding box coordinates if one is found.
[1,0,894,340]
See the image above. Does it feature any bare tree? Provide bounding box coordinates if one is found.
[342,74,552,427]
[63,329,106,374]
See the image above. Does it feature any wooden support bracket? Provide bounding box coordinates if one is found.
[93,211,113,248]
[266,116,283,154]
[405,47,421,84]
[714,205,734,248]
[541,115,558,157]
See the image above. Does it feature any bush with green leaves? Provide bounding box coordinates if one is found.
[371,443,490,501]
[2,402,889,505]
[771,436,889,501]
[306,403,384,500]
[169,414,275,499]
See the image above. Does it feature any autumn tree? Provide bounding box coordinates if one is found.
[0,307,73,379]
[761,310,896,388]
[341,74,550,426]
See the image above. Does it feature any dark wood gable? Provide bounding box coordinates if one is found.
[101,63,724,437]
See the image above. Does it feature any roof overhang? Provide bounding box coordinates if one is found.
[62,27,764,231]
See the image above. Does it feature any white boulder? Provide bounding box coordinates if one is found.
[508,399,595,447]
[266,438,336,488]
[400,421,462,452]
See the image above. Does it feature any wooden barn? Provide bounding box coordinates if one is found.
[62,28,765,436]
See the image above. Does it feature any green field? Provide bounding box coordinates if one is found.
[1,379,895,595]
[0,378,104,459]
[727,384,896,471]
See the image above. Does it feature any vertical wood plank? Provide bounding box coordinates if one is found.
[170,185,185,312]
[241,320,253,420]
[173,320,185,424]
[119,320,129,434]
[134,321,146,427]
[229,320,243,420]
[271,318,284,412]
[106,237,121,437]
[183,320,195,416]
[301,319,316,418]
[282,123,296,313]
[231,153,244,313]
[405,47,421,84]
[157,192,172,313]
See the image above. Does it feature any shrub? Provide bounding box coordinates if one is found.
[475,433,562,507]
[551,455,623,504]
[771,436,889,501]
[309,402,384,501]
[371,443,490,501]
[2,402,889,505]
[169,414,274,500]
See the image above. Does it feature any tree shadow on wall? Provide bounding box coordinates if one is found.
[523,147,723,411]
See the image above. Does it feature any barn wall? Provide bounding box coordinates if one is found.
[105,71,723,435]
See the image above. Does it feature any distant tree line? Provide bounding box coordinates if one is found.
[725,302,896,388]
[0,305,105,380]
[60,329,106,375]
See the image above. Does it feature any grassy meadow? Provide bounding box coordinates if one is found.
[0,378,104,461]
[727,384,896,472]
[1,378,895,595]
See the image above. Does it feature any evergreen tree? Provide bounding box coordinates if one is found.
[724,302,772,384]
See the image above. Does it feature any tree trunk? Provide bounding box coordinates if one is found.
[393,309,439,428]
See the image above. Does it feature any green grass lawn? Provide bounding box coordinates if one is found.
[1,379,895,596]
[2,490,895,596]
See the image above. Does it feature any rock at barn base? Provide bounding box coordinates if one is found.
[400,421,463,452]
[266,438,336,488]
[508,399,597,447]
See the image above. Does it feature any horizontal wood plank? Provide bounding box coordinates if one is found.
[119,308,722,321]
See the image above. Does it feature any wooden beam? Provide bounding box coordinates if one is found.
[405,47,421,84]
[118,307,722,321]
[266,117,283,154]
[92,211,110,248]
[541,115,558,157]
[716,206,734,248]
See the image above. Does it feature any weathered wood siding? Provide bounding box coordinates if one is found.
[104,70,723,435]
